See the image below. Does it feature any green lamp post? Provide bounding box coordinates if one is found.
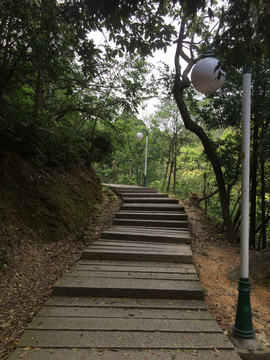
[191,51,255,339]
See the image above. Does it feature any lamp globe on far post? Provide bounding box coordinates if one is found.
[136,132,143,140]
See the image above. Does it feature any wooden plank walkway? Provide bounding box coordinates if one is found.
[8,185,241,360]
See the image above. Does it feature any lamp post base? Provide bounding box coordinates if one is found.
[143,175,147,187]
[232,278,255,339]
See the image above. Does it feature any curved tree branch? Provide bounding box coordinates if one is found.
[173,20,237,242]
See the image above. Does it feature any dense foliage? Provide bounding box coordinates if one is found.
[0,0,155,166]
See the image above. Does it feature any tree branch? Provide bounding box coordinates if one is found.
[190,189,219,205]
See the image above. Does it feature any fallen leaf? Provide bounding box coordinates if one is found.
[148,349,154,354]
[1,320,12,328]
[22,347,31,351]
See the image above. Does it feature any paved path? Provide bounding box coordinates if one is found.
[9,185,241,359]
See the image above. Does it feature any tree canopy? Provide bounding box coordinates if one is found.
[82,0,270,66]
[0,0,156,166]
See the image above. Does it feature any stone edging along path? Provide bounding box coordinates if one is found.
[8,185,241,359]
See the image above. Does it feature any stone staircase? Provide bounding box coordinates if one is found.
[8,185,241,360]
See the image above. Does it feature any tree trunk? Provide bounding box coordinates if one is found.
[231,193,241,219]
[112,160,118,183]
[260,156,266,249]
[173,144,177,194]
[166,160,174,193]
[255,211,270,237]
[34,69,44,114]
[173,81,237,242]
[128,161,132,183]
[233,205,241,225]
[136,165,140,186]
[203,173,208,213]
[162,159,170,192]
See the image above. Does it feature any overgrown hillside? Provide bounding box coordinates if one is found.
[0,153,121,358]
[0,152,103,270]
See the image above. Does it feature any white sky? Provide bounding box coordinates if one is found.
[89,30,177,117]
[89,30,176,69]
[138,44,177,118]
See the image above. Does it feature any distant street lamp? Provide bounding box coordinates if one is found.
[191,51,255,339]
[136,130,148,187]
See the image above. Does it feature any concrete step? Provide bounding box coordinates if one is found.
[122,197,179,204]
[121,203,185,211]
[65,270,198,281]
[45,296,207,309]
[63,254,197,280]
[119,192,169,198]
[81,240,193,263]
[116,210,188,221]
[28,316,221,332]
[16,299,232,356]
[100,226,191,244]
[17,295,234,356]
[113,218,189,228]
[52,276,204,299]
[89,239,192,251]
[9,348,242,360]
[110,186,157,194]
[17,330,234,350]
[77,258,197,272]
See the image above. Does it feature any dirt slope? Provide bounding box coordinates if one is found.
[185,202,270,347]
[0,187,121,359]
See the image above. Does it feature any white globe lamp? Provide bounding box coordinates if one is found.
[136,132,143,140]
[191,57,226,94]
